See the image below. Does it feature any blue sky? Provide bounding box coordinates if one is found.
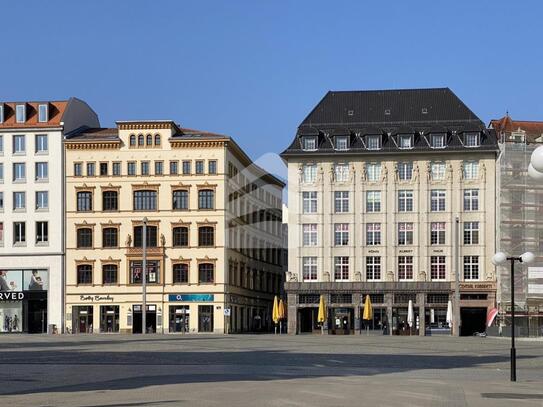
[2,0,542,163]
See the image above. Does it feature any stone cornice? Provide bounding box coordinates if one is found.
[118,122,172,130]
[170,139,227,149]
[65,141,121,150]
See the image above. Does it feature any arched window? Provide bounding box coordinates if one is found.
[77,264,93,284]
[102,190,118,211]
[146,134,153,146]
[76,191,92,211]
[102,227,118,248]
[130,135,136,146]
[198,263,214,283]
[138,134,144,146]
[154,134,161,146]
[173,263,189,283]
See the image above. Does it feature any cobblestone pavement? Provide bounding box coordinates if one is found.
[0,334,542,407]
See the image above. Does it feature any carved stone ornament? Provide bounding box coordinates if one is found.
[287,272,298,282]
[125,234,132,247]
[418,270,427,281]
[386,270,394,281]
[160,234,166,246]
[413,165,419,182]
[324,272,331,282]
[354,271,362,282]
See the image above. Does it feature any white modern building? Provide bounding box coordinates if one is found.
[0,98,98,333]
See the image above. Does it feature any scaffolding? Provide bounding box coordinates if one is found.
[497,129,543,337]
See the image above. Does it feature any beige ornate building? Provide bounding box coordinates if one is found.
[281,88,498,336]
[65,120,284,334]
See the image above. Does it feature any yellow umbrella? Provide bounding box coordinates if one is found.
[278,299,286,334]
[317,295,327,335]
[272,296,279,334]
[363,295,373,336]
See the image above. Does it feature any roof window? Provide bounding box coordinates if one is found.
[16,104,26,123]
[384,109,391,116]
[366,135,381,150]
[431,133,446,149]
[464,132,480,147]
[335,136,349,151]
[398,134,413,149]
[301,136,317,151]
[38,104,48,123]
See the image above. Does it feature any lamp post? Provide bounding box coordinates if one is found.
[142,217,148,335]
[492,251,535,381]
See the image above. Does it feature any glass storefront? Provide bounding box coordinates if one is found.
[198,305,213,332]
[360,307,388,333]
[392,307,420,335]
[100,305,119,333]
[329,307,354,335]
[73,306,94,333]
[169,305,190,333]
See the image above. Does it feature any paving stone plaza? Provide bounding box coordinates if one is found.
[1,334,542,407]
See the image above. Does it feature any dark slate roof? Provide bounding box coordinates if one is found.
[66,126,120,141]
[281,88,499,157]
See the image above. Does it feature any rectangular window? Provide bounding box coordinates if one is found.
[35,191,48,210]
[302,136,317,151]
[35,134,48,153]
[74,163,82,177]
[430,222,445,245]
[334,191,349,213]
[77,265,93,284]
[13,135,25,153]
[302,191,317,214]
[36,221,48,243]
[87,162,95,176]
[77,191,92,211]
[464,189,479,211]
[130,260,159,284]
[195,160,204,174]
[398,190,413,212]
[198,189,215,209]
[0,135,3,152]
[112,162,121,176]
[173,227,189,247]
[103,265,118,284]
[127,161,136,176]
[431,256,446,280]
[302,224,317,246]
[102,228,118,248]
[0,192,4,210]
[431,162,446,180]
[155,161,163,175]
[14,222,25,244]
[99,162,108,176]
[134,190,157,211]
[334,256,349,280]
[465,132,480,147]
[0,163,3,182]
[173,263,189,283]
[35,162,48,180]
[38,104,48,122]
[198,226,215,246]
[0,222,3,244]
[302,164,317,183]
[169,161,179,175]
[366,191,381,212]
[208,160,217,175]
[366,256,381,280]
[367,163,381,182]
[398,256,413,280]
[398,134,412,149]
[463,256,479,280]
[302,257,317,280]
[77,228,93,248]
[334,223,349,246]
[133,225,158,247]
[141,161,150,176]
[366,135,380,150]
[463,222,479,245]
[398,222,413,245]
[431,134,445,148]
[430,189,446,212]
[398,162,413,180]
[335,136,349,151]
[13,163,25,181]
[366,223,381,245]
[334,164,349,182]
[198,263,214,283]
[102,191,118,211]
[0,106,3,123]
[172,190,189,210]
[182,160,191,175]
[16,104,26,123]
[13,192,25,210]
[463,161,479,180]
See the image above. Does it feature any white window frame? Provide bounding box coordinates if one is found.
[463,160,479,180]
[463,256,479,280]
[366,135,381,150]
[431,162,446,180]
[302,164,317,183]
[302,257,318,281]
[398,222,413,245]
[13,163,25,181]
[463,222,479,245]
[16,104,26,123]
[13,134,25,154]
[366,191,381,212]
[36,221,48,243]
[431,133,446,148]
[334,256,349,281]
[334,163,349,182]
[36,191,49,210]
[302,136,317,151]
[398,162,413,181]
[35,134,48,153]
[334,191,349,213]
[35,162,48,181]
[334,223,349,246]
[38,104,48,122]
[398,190,413,212]
[431,256,446,280]
[13,191,26,210]
[335,136,349,151]
[366,223,381,245]
[464,132,480,147]
[367,163,381,182]
[430,189,446,212]
[302,224,318,246]
[366,256,381,280]
[398,256,413,280]
[302,191,317,214]
[430,222,446,245]
[463,189,479,211]
[398,134,413,149]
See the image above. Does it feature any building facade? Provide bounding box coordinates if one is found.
[65,121,284,334]
[282,88,498,336]
[0,99,99,333]
[490,116,543,337]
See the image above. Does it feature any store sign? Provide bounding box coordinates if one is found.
[459,283,495,290]
[169,294,214,302]
[0,292,25,301]
[79,295,115,302]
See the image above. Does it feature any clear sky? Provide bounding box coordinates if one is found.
[2,0,542,163]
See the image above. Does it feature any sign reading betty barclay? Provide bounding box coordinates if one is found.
[79,295,115,302]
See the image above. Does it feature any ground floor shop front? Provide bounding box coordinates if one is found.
[286,281,496,336]
[66,292,274,334]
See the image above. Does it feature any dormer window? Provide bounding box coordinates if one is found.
[301,136,317,151]
[366,135,381,150]
[38,104,48,123]
[431,133,446,148]
[398,134,413,149]
[335,136,349,151]
[464,132,480,147]
[0,104,4,123]
[16,104,26,123]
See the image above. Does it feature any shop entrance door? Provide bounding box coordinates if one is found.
[169,306,190,333]
[460,307,486,336]
[132,305,157,334]
[73,306,93,334]
[27,299,47,333]
[299,308,317,333]
[330,308,353,335]
[198,305,214,332]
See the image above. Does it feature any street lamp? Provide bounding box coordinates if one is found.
[530,145,543,173]
[142,217,148,335]
[492,251,535,381]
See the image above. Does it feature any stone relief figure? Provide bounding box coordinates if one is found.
[413,164,419,182]
[350,164,356,183]
[418,270,427,282]
[459,163,465,180]
[160,233,166,247]
[297,164,303,184]
[354,271,362,281]
[486,270,494,281]
[381,166,388,183]
[447,163,453,181]
[480,163,486,181]
[386,270,394,281]
[426,162,432,181]
[286,271,298,282]
[361,164,367,181]
[324,271,331,282]
[393,163,399,182]
[125,234,132,247]
[318,165,324,183]
[329,165,335,183]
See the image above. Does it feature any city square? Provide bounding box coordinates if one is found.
[0,334,542,407]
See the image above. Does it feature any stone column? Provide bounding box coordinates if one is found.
[354,294,361,334]
[287,292,297,334]
[417,292,426,336]
[385,292,394,336]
